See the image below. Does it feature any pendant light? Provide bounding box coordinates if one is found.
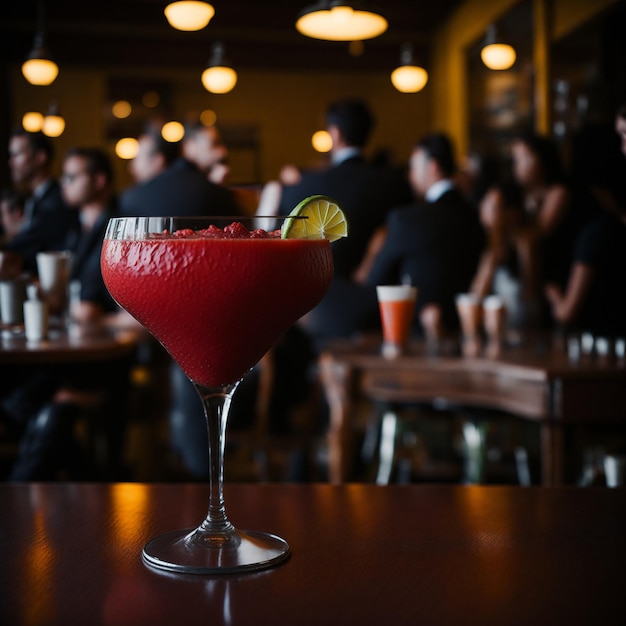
[391,44,428,93]
[296,1,387,41]
[22,111,45,132]
[164,1,215,31]
[42,102,65,138]
[201,43,237,94]
[22,1,58,86]
[115,137,139,160]
[480,24,516,70]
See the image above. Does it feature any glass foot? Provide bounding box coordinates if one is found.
[142,528,290,575]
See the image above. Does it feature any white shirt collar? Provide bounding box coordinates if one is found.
[331,146,361,165]
[425,179,454,202]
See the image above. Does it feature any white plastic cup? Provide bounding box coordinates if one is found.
[36,251,72,315]
[24,298,49,342]
[604,454,625,488]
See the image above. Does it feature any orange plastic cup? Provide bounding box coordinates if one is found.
[376,285,418,358]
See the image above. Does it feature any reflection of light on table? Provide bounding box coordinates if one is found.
[22,510,55,624]
[458,487,518,604]
[110,483,150,547]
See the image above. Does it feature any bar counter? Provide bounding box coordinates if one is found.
[1,483,624,625]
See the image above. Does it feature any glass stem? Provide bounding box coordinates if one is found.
[194,381,240,535]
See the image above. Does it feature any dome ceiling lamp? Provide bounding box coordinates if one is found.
[42,102,65,138]
[22,111,45,132]
[201,42,238,94]
[21,1,59,86]
[296,1,387,42]
[480,24,516,70]
[391,43,428,93]
[164,1,215,31]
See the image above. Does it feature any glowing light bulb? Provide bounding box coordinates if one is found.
[115,137,139,159]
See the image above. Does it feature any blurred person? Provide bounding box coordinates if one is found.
[1,148,130,481]
[278,163,302,186]
[511,133,595,314]
[544,202,626,339]
[3,130,78,273]
[59,147,118,322]
[182,121,260,214]
[544,108,626,338]
[254,164,303,221]
[118,124,244,479]
[277,99,412,353]
[127,126,179,185]
[279,98,412,280]
[457,150,502,207]
[119,123,239,218]
[364,133,485,338]
[569,104,626,222]
[182,121,230,184]
[469,181,537,329]
[0,188,26,244]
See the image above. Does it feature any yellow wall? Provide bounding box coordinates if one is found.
[431,0,620,159]
[431,0,519,158]
[552,0,619,40]
[9,64,431,192]
[8,0,618,191]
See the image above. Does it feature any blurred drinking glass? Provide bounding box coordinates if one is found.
[455,293,482,357]
[36,251,72,318]
[482,295,506,357]
[376,285,418,359]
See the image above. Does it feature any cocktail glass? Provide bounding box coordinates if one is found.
[101,216,333,574]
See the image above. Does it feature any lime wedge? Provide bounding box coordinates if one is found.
[281,195,348,242]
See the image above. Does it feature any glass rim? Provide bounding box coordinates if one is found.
[106,215,308,221]
[104,215,309,240]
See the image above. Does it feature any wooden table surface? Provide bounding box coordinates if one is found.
[0,323,140,364]
[319,335,626,484]
[1,482,624,626]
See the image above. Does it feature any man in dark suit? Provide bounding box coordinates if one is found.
[3,147,126,481]
[119,125,240,218]
[366,133,485,336]
[278,99,413,351]
[117,124,242,480]
[279,98,412,279]
[4,130,78,273]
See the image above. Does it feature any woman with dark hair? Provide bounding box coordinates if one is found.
[510,133,592,324]
[543,105,626,338]
[511,132,569,239]
[469,180,535,329]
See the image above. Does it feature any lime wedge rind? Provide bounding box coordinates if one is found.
[281,194,348,242]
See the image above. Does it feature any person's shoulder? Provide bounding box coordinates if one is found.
[278,173,323,215]
[435,187,481,215]
[207,181,240,214]
[545,182,572,207]
[38,180,68,211]
[387,202,422,225]
[573,211,624,263]
[118,178,156,211]
[436,186,471,205]
[580,211,622,242]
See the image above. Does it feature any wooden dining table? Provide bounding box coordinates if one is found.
[0,322,143,478]
[0,321,141,365]
[318,334,626,485]
[0,481,624,626]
